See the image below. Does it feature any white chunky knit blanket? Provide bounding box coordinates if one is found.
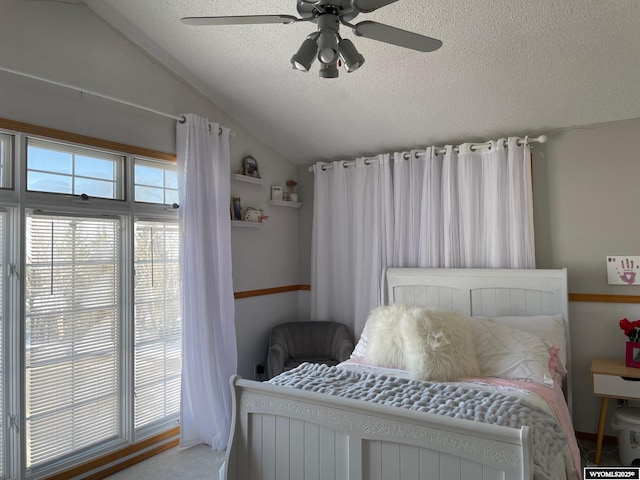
[270,363,567,480]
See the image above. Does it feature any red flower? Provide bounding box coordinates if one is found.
[620,318,640,342]
[621,318,634,335]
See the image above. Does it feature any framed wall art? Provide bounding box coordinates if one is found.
[243,156,260,178]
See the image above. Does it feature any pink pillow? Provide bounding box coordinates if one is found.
[548,344,567,382]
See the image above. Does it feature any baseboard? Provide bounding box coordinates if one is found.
[44,426,180,480]
[83,438,179,480]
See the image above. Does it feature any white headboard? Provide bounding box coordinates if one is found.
[383,268,571,412]
[384,268,568,318]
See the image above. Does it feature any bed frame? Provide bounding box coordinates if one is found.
[222,268,570,480]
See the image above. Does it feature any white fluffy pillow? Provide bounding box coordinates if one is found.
[351,303,438,359]
[363,304,418,369]
[401,309,481,381]
[472,319,554,387]
[363,305,481,381]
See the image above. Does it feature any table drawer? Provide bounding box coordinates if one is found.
[593,373,640,399]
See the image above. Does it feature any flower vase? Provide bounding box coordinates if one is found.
[626,342,640,368]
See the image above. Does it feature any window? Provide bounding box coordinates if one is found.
[134,158,178,205]
[134,220,181,432]
[25,214,121,468]
[0,124,181,479]
[26,138,125,200]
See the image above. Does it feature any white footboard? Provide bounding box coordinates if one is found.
[223,375,533,480]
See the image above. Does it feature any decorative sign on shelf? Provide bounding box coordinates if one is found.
[271,186,284,201]
[607,256,640,285]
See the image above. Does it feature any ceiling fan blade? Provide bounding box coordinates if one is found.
[353,0,399,13]
[181,15,298,26]
[352,21,442,52]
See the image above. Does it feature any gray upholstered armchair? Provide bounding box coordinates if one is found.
[266,321,355,379]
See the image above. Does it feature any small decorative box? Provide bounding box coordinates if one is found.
[626,342,640,368]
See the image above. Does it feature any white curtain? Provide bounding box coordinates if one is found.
[177,114,237,450]
[311,137,535,337]
[311,157,394,335]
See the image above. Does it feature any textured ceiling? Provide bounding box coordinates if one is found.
[85,1,640,164]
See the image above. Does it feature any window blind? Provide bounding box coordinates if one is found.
[133,220,181,431]
[25,214,121,468]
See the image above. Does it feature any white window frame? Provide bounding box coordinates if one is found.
[0,127,180,480]
[24,211,125,474]
[0,208,8,478]
[133,157,178,206]
[25,137,126,201]
[133,218,181,438]
[0,133,14,190]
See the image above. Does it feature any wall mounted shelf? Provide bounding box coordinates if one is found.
[268,199,302,209]
[231,220,263,228]
[233,174,264,185]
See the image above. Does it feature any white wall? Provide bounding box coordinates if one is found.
[535,118,640,434]
[535,117,640,296]
[230,160,300,293]
[0,0,300,380]
[235,292,301,380]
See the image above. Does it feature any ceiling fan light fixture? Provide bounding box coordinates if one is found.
[317,30,339,65]
[338,38,365,72]
[290,36,319,72]
[319,62,339,79]
[183,2,443,78]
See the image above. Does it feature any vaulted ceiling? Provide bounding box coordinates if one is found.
[85,1,640,164]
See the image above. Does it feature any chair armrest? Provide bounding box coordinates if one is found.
[267,343,289,379]
[331,326,355,362]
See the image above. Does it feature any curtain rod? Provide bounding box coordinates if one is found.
[307,135,547,172]
[0,65,234,136]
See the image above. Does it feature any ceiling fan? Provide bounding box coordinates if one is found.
[181,0,442,78]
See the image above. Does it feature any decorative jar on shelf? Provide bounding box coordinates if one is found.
[286,179,298,203]
[620,318,640,368]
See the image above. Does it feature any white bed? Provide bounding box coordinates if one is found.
[221,268,575,480]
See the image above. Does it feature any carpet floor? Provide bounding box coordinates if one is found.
[105,444,225,480]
